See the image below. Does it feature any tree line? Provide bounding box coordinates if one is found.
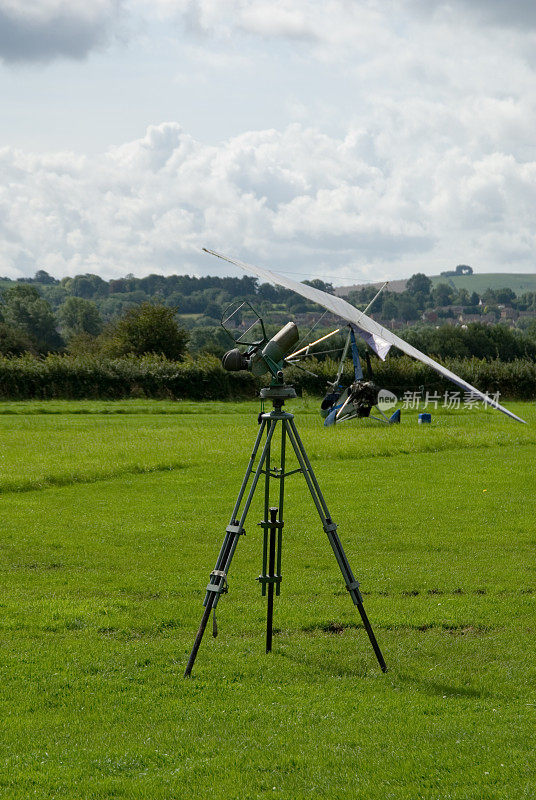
[0,286,189,360]
[0,269,303,321]
[1,269,536,363]
[0,270,334,357]
[3,269,535,327]
[348,273,536,323]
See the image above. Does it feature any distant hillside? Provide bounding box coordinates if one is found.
[430,273,536,295]
[335,279,408,296]
[336,272,536,297]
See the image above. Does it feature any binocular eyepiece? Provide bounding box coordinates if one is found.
[221,348,248,372]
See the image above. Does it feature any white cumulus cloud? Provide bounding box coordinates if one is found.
[1,116,535,282]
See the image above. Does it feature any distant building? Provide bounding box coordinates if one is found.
[422,310,438,323]
[459,314,482,324]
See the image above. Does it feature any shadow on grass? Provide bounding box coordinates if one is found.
[301,620,493,635]
[395,672,491,700]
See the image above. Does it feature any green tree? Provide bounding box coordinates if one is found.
[403,322,536,362]
[204,301,222,320]
[103,303,189,360]
[397,295,419,321]
[0,322,34,355]
[455,288,470,305]
[1,284,62,353]
[469,291,480,306]
[39,284,69,310]
[188,326,234,358]
[33,269,58,285]
[525,318,536,340]
[58,297,103,339]
[381,299,399,319]
[303,279,334,295]
[495,287,516,305]
[348,286,378,307]
[432,282,454,307]
[66,331,103,356]
[257,283,279,303]
[406,273,432,296]
[64,274,109,299]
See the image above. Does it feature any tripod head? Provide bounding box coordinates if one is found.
[220,301,299,398]
[259,383,297,406]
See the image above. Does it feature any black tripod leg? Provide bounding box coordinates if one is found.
[355,600,387,673]
[258,423,284,653]
[184,520,240,678]
[266,507,278,653]
[285,418,387,673]
[184,417,278,677]
[323,525,387,672]
[184,598,214,677]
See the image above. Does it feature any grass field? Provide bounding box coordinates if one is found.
[1,398,535,799]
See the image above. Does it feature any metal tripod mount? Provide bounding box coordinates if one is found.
[184,382,387,677]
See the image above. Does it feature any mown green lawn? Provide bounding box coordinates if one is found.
[1,398,535,799]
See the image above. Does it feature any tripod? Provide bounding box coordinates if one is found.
[184,384,387,677]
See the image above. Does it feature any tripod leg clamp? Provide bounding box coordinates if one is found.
[323,521,338,534]
[226,523,245,537]
[206,570,228,596]
[346,579,363,603]
[256,575,282,587]
[205,570,229,637]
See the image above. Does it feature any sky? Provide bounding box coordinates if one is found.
[1,0,535,285]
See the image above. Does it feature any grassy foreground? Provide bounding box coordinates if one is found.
[1,398,535,799]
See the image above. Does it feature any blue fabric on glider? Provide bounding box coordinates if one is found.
[349,328,363,380]
[324,405,342,427]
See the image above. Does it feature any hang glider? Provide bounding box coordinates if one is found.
[203,248,526,424]
[286,281,401,426]
[314,325,402,426]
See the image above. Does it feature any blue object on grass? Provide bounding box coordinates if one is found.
[324,405,343,426]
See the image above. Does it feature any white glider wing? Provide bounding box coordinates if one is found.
[203,248,526,424]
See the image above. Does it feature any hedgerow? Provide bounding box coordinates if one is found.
[285,356,536,399]
[0,354,534,400]
[0,354,256,400]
